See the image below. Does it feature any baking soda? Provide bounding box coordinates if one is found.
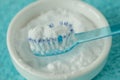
[18,9,104,75]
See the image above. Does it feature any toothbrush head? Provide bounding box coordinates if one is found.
[28,21,76,56]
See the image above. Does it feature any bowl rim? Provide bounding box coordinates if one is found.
[7,0,112,79]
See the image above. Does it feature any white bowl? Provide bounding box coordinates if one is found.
[7,0,112,80]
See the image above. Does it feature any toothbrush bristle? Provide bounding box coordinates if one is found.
[28,21,76,56]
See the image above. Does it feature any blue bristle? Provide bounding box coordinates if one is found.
[47,39,50,42]
[70,29,74,32]
[43,39,45,42]
[47,39,50,43]
[58,35,63,43]
[51,38,54,41]
[54,38,57,41]
[60,21,63,25]
[64,22,68,26]
[68,33,71,36]
[38,39,42,43]
[28,38,32,41]
[49,23,54,28]
[69,24,72,27]
[34,40,37,42]
[63,35,66,38]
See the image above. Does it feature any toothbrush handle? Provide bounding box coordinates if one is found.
[75,23,120,43]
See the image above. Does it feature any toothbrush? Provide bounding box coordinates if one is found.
[28,23,120,56]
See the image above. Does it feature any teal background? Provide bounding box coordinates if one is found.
[0,0,120,80]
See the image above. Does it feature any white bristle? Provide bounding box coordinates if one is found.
[42,40,48,53]
[33,41,40,52]
[42,41,47,53]
[53,39,58,50]
[63,36,68,49]
[69,34,74,46]
[66,34,71,47]
[38,41,44,54]
[37,43,42,52]
[29,41,35,51]
[46,41,51,51]
[51,38,56,49]
[49,39,54,50]
[39,41,46,53]
[61,37,66,49]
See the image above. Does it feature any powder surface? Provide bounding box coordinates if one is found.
[17,9,104,75]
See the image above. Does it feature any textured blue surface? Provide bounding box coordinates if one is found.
[0,0,120,80]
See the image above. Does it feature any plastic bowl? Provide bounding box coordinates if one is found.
[7,0,112,80]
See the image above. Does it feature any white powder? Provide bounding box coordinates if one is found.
[18,9,104,75]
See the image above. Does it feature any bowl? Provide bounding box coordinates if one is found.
[7,0,112,80]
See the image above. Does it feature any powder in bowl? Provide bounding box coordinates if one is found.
[18,9,104,75]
